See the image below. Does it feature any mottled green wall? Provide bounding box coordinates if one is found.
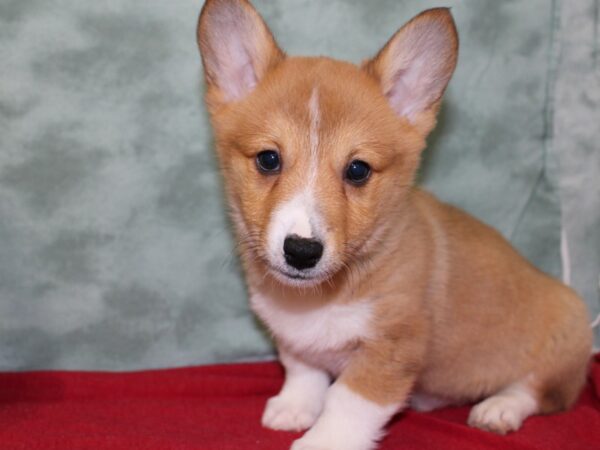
[0,0,597,370]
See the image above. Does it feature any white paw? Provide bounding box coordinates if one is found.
[468,396,525,435]
[289,382,397,450]
[262,394,322,432]
[290,426,378,450]
[291,435,375,450]
[290,440,329,450]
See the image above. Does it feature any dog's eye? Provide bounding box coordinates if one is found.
[345,160,371,185]
[256,150,281,173]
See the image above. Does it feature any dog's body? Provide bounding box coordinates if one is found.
[197,2,592,449]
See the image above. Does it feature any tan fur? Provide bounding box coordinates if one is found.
[197,0,592,433]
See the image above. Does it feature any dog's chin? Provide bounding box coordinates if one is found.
[268,265,330,289]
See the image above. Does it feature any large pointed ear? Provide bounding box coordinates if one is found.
[197,0,284,107]
[363,8,458,134]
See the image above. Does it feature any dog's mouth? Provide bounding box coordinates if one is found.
[267,264,326,287]
[279,271,308,280]
[272,266,314,280]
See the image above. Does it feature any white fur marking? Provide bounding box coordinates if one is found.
[262,350,330,432]
[264,87,336,281]
[268,193,314,256]
[292,383,401,450]
[251,293,373,369]
[308,87,320,187]
[468,379,539,434]
[267,88,332,276]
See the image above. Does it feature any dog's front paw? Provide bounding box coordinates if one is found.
[262,394,322,432]
[291,435,372,450]
[290,440,329,450]
[290,427,376,450]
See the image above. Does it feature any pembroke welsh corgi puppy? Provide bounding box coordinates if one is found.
[196,1,593,449]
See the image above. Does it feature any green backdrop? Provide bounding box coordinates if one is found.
[0,0,598,370]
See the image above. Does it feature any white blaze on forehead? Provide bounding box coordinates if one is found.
[285,86,320,238]
[266,87,326,267]
[308,87,320,179]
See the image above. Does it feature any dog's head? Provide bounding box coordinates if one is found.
[197,0,458,288]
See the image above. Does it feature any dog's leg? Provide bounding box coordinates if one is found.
[467,379,539,434]
[262,349,330,432]
[291,381,401,450]
[291,342,418,450]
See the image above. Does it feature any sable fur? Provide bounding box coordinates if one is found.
[197,0,592,445]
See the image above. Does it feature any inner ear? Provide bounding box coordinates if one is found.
[197,0,284,104]
[363,8,458,123]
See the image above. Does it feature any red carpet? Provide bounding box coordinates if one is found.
[0,355,599,449]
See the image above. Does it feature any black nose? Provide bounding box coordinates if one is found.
[283,235,324,270]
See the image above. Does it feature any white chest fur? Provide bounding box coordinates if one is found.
[250,293,373,373]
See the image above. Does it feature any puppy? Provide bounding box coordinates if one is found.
[196,1,592,449]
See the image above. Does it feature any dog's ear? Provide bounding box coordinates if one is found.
[363,8,458,135]
[197,0,284,108]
